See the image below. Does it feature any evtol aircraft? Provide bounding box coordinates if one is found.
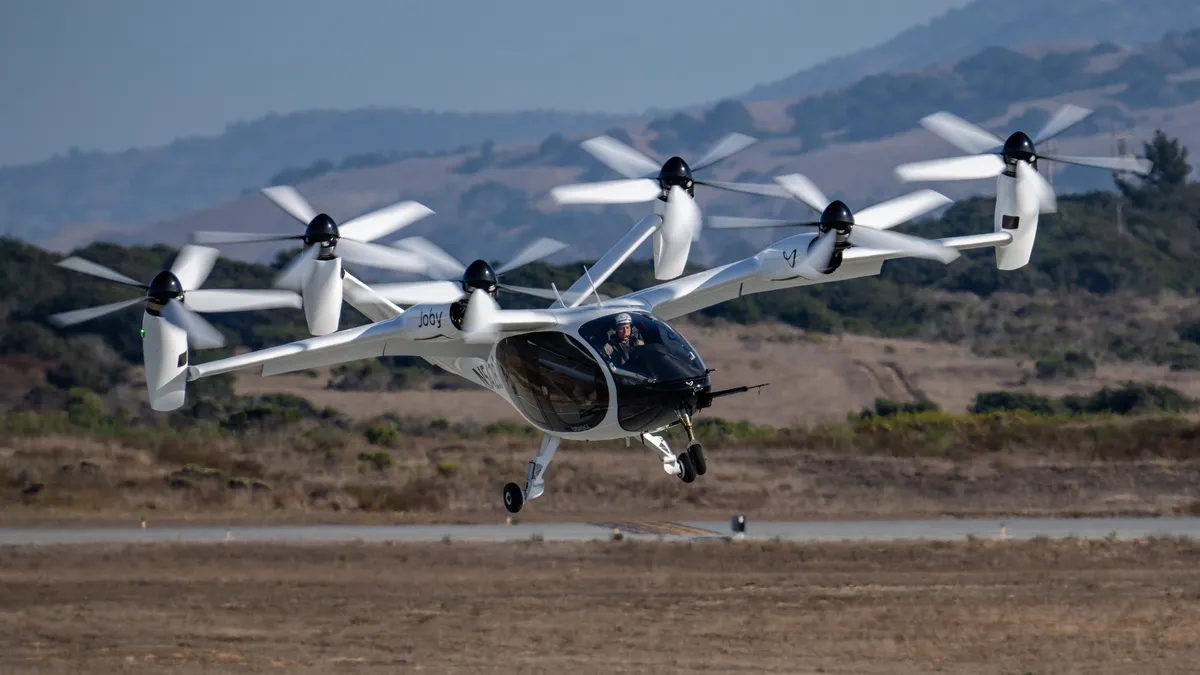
[48,115,1152,515]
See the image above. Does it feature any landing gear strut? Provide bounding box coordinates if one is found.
[503,434,560,514]
[679,410,707,476]
[641,425,701,485]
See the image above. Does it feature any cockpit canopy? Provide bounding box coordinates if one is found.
[578,311,708,386]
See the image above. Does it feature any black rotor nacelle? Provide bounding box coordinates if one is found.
[1001,131,1038,170]
[462,259,498,296]
[303,213,340,247]
[145,270,183,315]
[656,156,695,200]
[819,200,855,233]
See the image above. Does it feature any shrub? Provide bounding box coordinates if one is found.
[363,424,400,447]
[357,450,395,471]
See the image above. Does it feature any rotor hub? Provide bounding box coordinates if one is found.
[1002,131,1037,165]
[303,213,339,247]
[820,200,855,233]
[146,270,184,305]
[462,259,498,296]
[657,156,695,200]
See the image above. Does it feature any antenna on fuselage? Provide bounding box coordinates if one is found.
[582,265,603,307]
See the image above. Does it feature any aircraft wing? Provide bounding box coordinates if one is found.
[621,232,1012,320]
[185,299,557,380]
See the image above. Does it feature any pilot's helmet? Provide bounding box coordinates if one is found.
[615,313,632,326]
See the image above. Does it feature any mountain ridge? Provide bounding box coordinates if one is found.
[737,0,1200,102]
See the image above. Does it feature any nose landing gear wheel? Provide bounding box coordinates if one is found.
[676,452,697,483]
[503,482,525,513]
[687,442,707,476]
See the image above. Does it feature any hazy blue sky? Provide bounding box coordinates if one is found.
[0,0,972,167]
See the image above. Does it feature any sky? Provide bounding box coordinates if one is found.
[0,0,973,167]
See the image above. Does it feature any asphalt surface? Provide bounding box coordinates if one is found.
[1,517,1198,546]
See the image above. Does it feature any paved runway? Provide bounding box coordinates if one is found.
[1,517,1198,546]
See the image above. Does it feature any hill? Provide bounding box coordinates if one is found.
[738,0,1200,102]
[4,168,1200,426]
[75,26,1200,269]
[0,107,630,245]
[9,17,1200,257]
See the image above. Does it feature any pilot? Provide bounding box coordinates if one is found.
[603,313,644,366]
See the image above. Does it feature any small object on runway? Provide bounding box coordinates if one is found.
[611,527,624,541]
[731,514,746,539]
[140,518,146,529]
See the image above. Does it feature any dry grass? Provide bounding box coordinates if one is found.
[1,538,1198,673]
[233,321,1200,426]
[5,429,1200,526]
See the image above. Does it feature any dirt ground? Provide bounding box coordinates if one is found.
[233,321,1200,426]
[6,430,1200,526]
[1,538,1198,674]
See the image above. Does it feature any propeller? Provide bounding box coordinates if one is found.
[550,133,788,242]
[191,185,434,289]
[369,236,581,306]
[894,105,1153,213]
[48,245,302,349]
[708,173,960,270]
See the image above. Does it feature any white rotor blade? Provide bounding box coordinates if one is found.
[461,289,502,343]
[1015,161,1057,214]
[56,257,144,288]
[190,231,303,245]
[550,178,660,205]
[1041,153,1153,175]
[795,231,837,279]
[161,299,225,350]
[370,280,466,306]
[691,133,758,172]
[338,200,434,243]
[920,111,1003,155]
[707,216,818,230]
[393,236,466,279]
[183,289,302,313]
[170,245,220,291]
[694,179,794,199]
[894,154,1005,182]
[261,186,319,224]
[849,226,960,264]
[579,135,660,178]
[48,297,146,327]
[274,244,319,290]
[854,189,953,231]
[1034,104,1092,144]
[773,174,830,213]
[336,238,427,274]
[496,237,568,276]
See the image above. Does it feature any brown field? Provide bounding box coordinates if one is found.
[6,429,1200,526]
[233,321,1200,427]
[2,538,1199,674]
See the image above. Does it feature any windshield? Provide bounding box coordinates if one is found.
[578,312,707,385]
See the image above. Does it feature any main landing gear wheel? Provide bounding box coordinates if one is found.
[676,452,697,483]
[503,482,524,513]
[687,442,707,476]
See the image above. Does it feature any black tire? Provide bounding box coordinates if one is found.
[677,452,696,483]
[688,442,707,476]
[503,482,524,513]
